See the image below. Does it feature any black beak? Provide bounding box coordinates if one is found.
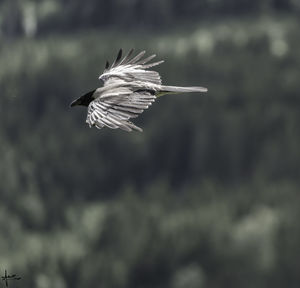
[70,98,81,107]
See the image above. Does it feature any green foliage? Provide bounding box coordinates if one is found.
[0,0,299,37]
[0,16,300,288]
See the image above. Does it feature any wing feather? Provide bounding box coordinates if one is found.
[86,91,156,132]
[127,50,146,64]
[143,60,164,69]
[135,54,156,65]
[111,49,123,68]
[119,48,134,65]
[99,49,164,86]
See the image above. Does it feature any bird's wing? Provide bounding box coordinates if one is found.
[87,49,163,132]
[86,90,156,132]
[98,49,164,87]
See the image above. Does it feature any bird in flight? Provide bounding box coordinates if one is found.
[70,49,207,132]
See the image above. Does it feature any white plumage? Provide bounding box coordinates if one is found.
[71,49,207,132]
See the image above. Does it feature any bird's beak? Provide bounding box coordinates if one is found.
[70,98,81,107]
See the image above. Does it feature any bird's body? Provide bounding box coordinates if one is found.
[71,49,207,132]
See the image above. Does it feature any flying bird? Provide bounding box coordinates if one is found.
[70,49,207,132]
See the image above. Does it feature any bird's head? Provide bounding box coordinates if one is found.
[70,89,96,107]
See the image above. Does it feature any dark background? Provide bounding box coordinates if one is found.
[1,1,300,287]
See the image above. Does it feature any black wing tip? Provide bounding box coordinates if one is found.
[116,49,122,63]
[111,49,123,68]
[124,48,134,62]
[128,48,134,54]
[127,48,134,59]
[105,61,109,69]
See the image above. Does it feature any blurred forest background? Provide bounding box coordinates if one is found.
[1,0,300,288]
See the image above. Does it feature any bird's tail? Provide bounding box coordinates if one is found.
[157,85,208,97]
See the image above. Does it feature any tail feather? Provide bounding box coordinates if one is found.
[158,85,208,96]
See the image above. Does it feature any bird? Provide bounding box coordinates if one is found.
[70,49,207,132]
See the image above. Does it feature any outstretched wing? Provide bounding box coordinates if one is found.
[86,90,156,132]
[86,49,164,132]
[99,49,164,87]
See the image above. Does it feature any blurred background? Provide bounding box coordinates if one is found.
[0,0,300,287]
